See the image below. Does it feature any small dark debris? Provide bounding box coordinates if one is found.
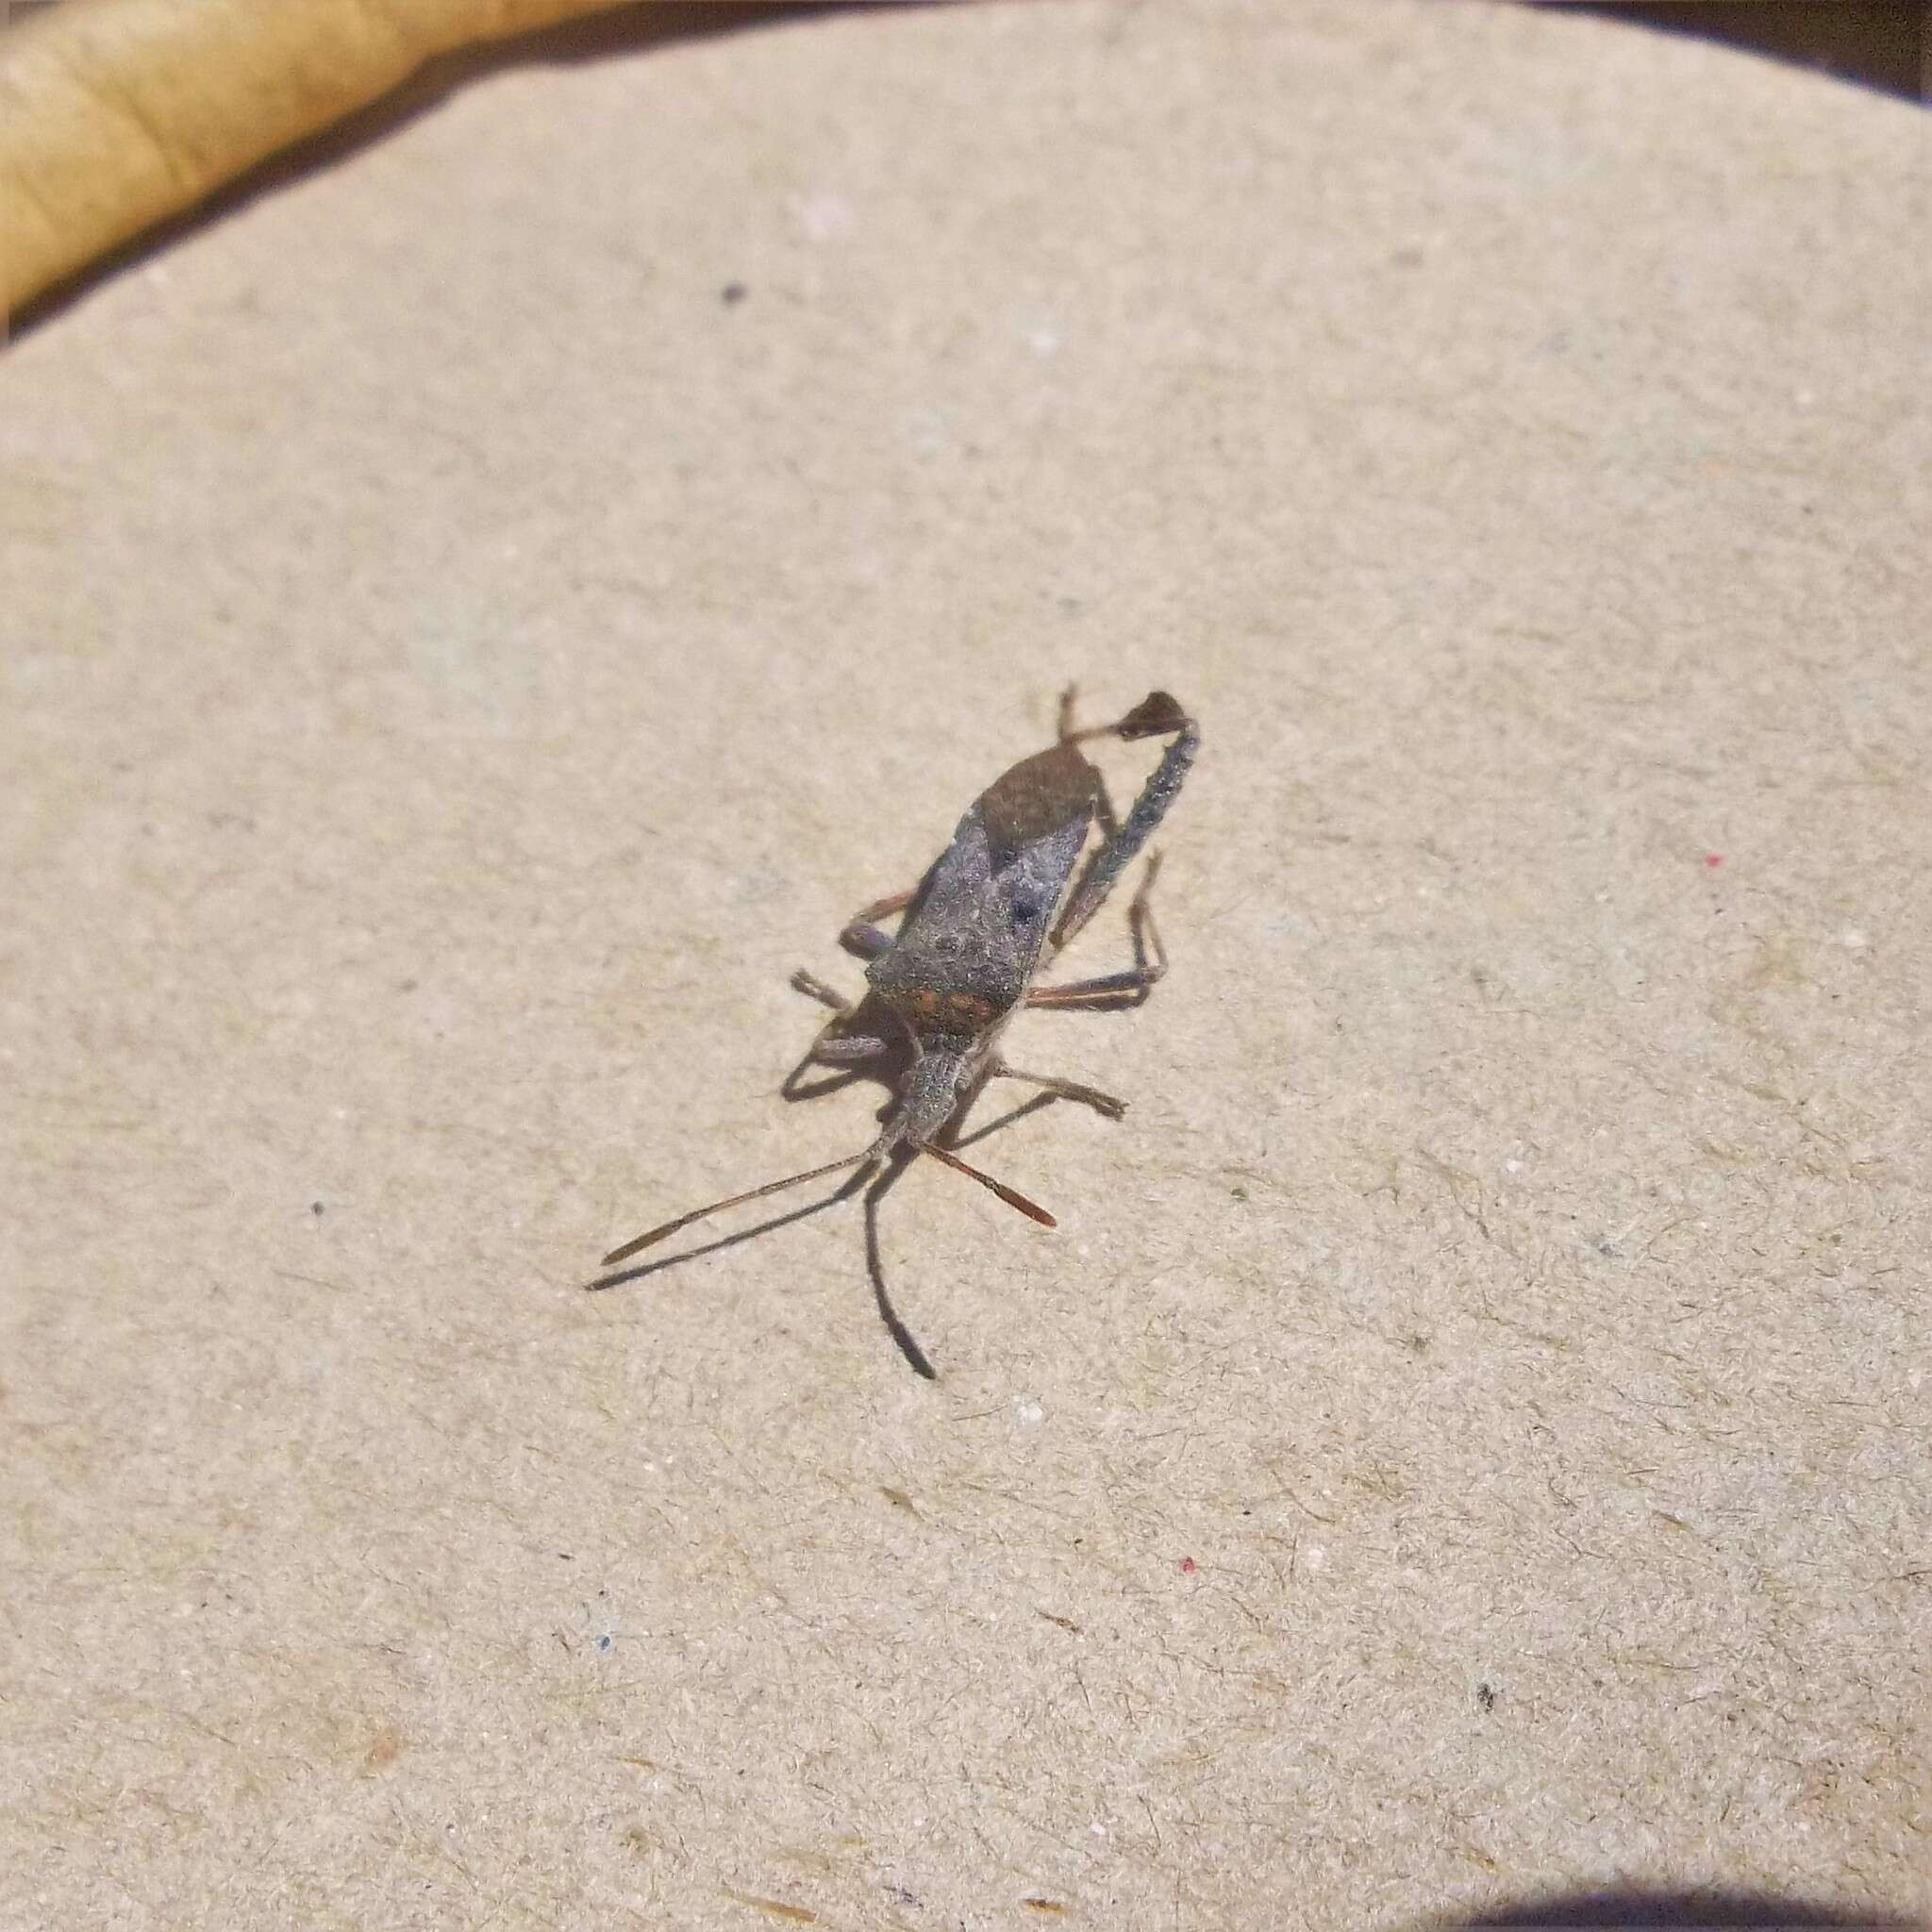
[721,281,748,306]
[1476,1682,1499,1711]
[310,1201,325,1216]
[1230,1184,1248,1202]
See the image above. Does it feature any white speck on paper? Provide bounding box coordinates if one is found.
[793,192,856,242]
[1015,1399,1044,1425]
[1021,317,1062,358]
[904,406,950,458]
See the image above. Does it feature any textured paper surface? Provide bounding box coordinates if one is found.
[3,2,1928,1925]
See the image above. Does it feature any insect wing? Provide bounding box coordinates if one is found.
[975,742,1098,871]
[868,743,1098,1019]
[975,742,1096,958]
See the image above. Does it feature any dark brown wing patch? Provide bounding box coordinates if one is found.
[1115,690,1189,740]
[977,743,1098,873]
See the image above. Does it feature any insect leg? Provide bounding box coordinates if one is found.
[1051,694,1197,952]
[1057,683,1123,842]
[790,969,852,1013]
[990,1063,1127,1120]
[782,976,888,1102]
[840,888,917,961]
[781,1044,874,1103]
[789,970,887,1058]
[1029,855,1168,1008]
[812,1033,889,1064]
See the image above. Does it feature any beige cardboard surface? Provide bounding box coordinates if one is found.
[3,2,1928,1925]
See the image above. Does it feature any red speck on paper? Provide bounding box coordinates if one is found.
[1704,854,1724,868]
[1179,1557,1197,1574]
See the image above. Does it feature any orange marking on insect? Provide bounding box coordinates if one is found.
[889,986,996,1032]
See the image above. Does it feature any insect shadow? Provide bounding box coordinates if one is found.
[585,688,1198,1379]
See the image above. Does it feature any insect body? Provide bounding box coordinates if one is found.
[599,689,1198,1345]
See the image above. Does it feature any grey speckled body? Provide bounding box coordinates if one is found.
[871,746,1092,1029]
[864,739,1100,1146]
[598,690,1198,1298]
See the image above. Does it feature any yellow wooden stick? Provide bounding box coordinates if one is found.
[0,0,639,320]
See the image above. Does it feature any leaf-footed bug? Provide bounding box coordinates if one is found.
[593,687,1198,1373]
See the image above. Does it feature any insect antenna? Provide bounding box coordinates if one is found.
[919,1141,1057,1227]
[600,1149,879,1267]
